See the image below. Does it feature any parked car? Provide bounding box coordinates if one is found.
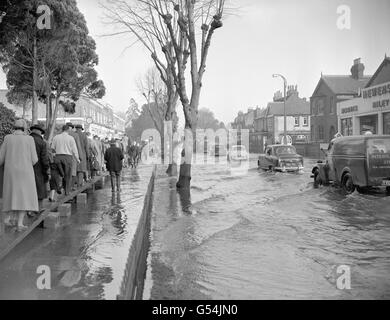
[258,144,304,172]
[312,135,390,194]
[227,145,248,162]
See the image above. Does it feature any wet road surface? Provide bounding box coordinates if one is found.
[0,166,152,300]
[145,157,390,299]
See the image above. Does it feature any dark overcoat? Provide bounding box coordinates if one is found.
[104,146,124,172]
[31,132,50,200]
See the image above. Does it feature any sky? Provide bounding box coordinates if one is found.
[1,0,390,125]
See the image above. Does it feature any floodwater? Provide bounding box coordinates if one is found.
[145,157,390,300]
[0,166,152,300]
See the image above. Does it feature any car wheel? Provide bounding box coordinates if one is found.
[342,173,355,194]
[268,165,273,171]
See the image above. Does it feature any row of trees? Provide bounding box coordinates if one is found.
[0,0,105,141]
[103,0,227,188]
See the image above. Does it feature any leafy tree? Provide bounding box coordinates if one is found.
[197,108,222,131]
[125,98,141,129]
[0,0,105,141]
[0,102,16,146]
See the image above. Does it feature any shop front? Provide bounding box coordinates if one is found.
[338,81,390,136]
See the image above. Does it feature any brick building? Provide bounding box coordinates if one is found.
[253,85,310,152]
[310,58,371,143]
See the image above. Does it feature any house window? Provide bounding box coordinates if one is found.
[311,125,314,141]
[303,116,308,126]
[318,125,324,141]
[329,97,335,114]
[316,99,324,115]
[294,117,299,127]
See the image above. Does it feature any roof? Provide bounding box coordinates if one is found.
[264,94,310,116]
[321,75,371,95]
[364,57,390,88]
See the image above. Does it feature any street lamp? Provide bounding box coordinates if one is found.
[272,74,287,144]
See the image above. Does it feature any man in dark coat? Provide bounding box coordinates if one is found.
[104,139,124,193]
[30,124,50,204]
[75,124,90,186]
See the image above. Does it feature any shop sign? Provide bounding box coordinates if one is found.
[362,82,390,99]
[372,99,390,109]
[341,105,358,114]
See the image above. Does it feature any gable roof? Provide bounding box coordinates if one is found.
[364,57,390,88]
[321,75,370,95]
[265,94,310,116]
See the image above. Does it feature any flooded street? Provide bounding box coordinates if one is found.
[145,158,390,300]
[0,166,152,300]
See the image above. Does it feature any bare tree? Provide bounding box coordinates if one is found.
[103,0,226,188]
[136,66,166,136]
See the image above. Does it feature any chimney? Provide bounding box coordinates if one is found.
[351,58,365,79]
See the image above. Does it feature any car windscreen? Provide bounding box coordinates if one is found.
[232,146,245,151]
[274,146,296,155]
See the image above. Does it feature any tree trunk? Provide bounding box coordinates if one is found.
[48,95,60,144]
[176,123,194,190]
[32,33,38,125]
[45,94,52,139]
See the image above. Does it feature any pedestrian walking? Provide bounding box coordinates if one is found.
[104,139,124,193]
[30,124,50,205]
[47,147,64,202]
[51,124,80,196]
[0,119,39,231]
[75,124,90,186]
[66,122,82,189]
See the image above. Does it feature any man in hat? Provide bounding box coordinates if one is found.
[104,139,124,193]
[75,124,90,186]
[30,124,50,207]
[66,122,82,188]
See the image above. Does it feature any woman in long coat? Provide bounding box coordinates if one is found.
[0,119,38,231]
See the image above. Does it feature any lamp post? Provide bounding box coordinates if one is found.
[272,74,287,144]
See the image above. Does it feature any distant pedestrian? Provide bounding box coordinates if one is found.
[104,139,124,193]
[0,119,38,231]
[51,125,80,196]
[30,124,50,205]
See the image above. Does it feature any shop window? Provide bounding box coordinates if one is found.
[341,118,353,136]
[360,114,378,135]
[384,112,390,135]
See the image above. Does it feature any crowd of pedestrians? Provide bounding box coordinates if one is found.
[0,119,132,232]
